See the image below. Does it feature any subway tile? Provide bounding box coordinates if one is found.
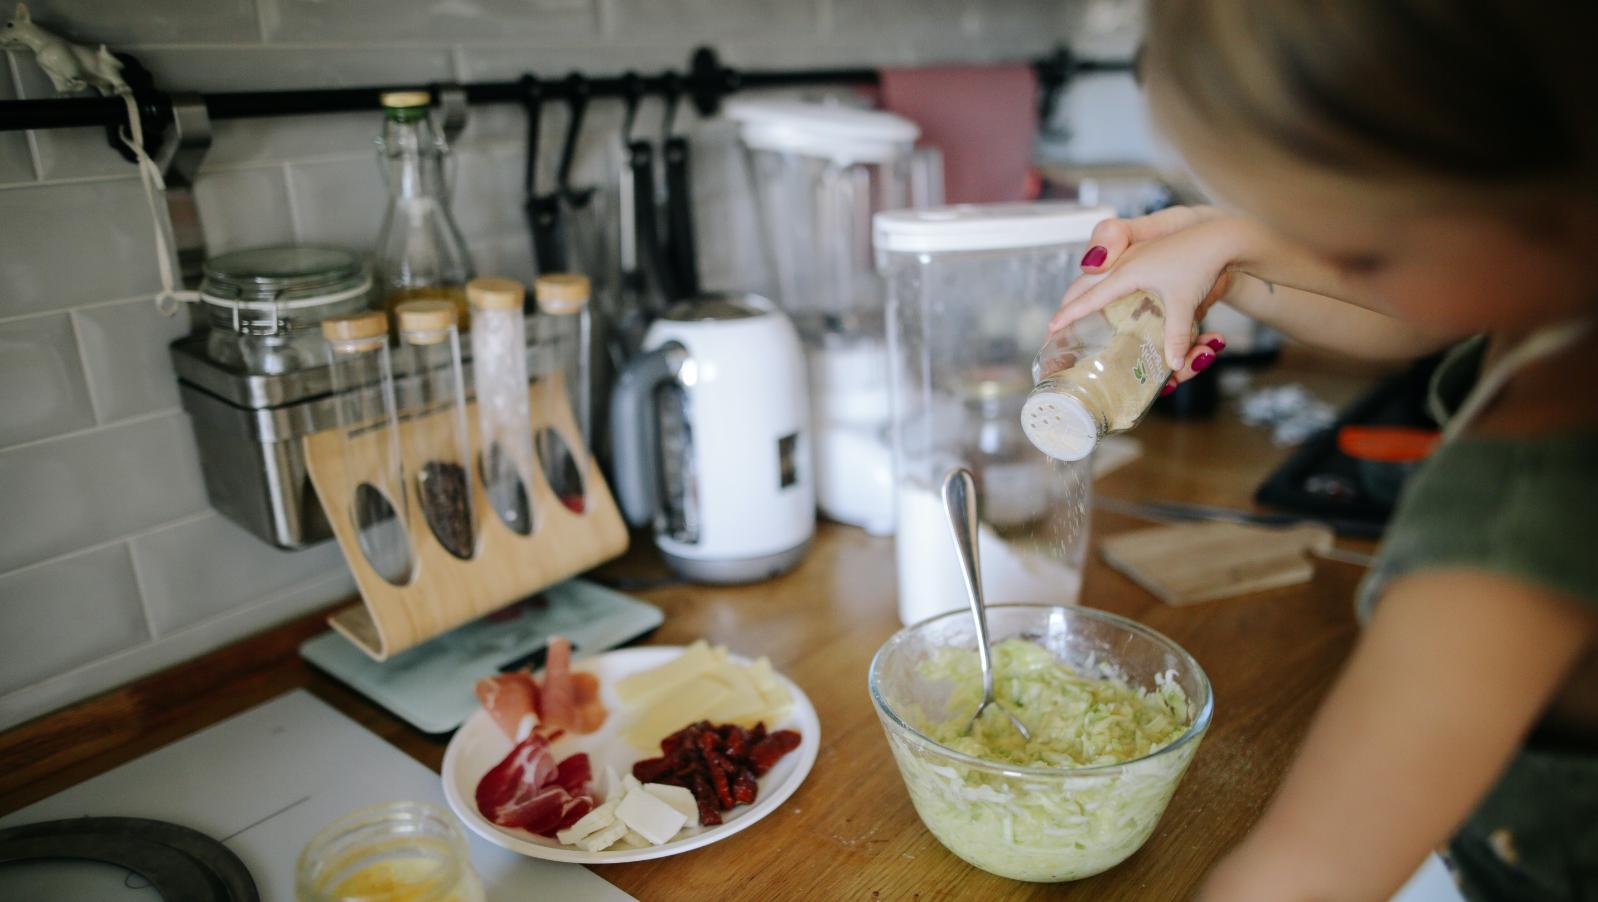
[260,0,595,43]
[970,0,1066,53]
[0,53,36,184]
[133,46,455,93]
[0,314,95,447]
[469,231,538,287]
[72,298,193,423]
[0,568,352,729]
[7,52,130,179]
[451,44,684,83]
[0,543,149,697]
[205,115,380,171]
[0,179,160,317]
[131,513,348,636]
[451,143,525,239]
[18,0,260,45]
[608,0,816,38]
[0,412,209,573]
[284,156,387,249]
[193,166,295,254]
[830,0,974,40]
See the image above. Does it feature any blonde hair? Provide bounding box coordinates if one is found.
[1142,1,1597,194]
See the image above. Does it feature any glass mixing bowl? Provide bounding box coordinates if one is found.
[868,604,1213,882]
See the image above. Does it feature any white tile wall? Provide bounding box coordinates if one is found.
[0,0,1108,728]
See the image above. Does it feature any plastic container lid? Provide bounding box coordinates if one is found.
[873,203,1115,254]
[396,299,458,343]
[1020,390,1100,462]
[466,277,525,311]
[724,98,919,164]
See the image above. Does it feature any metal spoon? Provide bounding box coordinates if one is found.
[942,467,1032,742]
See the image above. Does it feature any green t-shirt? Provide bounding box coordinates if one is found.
[1356,337,1598,901]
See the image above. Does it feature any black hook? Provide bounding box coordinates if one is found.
[555,71,590,195]
[520,73,543,199]
[661,71,682,142]
[620,71,643,145]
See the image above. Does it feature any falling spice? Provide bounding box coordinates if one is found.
[419,460,474,558]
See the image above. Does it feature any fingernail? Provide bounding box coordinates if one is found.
[1191,352,1215,373]
[1160,380,1178,397]
[1205,337,1226,353]
[1081,245,1108,268]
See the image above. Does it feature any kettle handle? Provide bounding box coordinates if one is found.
[608,342,685,527]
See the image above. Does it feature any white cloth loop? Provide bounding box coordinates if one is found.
[117,91,201,316]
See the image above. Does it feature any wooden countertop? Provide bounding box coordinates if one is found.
[0,351,1385,900]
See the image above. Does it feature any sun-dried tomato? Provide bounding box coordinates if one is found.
[632,756,672,783]
[705,751,735,808]
[721,724,749,758]
[748,722,767,745]
[732,768,758,805]
[748,729,801,776]
[689,772,722,826]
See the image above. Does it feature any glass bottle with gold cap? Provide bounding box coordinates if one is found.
[395,299,476,559]
[322,310,413,585]
[375,91,475,330]
[533,273,592,513]
[467,276,536,536]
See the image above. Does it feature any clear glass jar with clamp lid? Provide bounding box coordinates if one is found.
[200,245,375,375]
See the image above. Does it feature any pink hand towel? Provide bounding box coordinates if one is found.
[880,64,1039,205]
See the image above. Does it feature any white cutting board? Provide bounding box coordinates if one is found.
[0,690,634,901]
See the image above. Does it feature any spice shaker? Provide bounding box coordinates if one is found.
[322,310,413,585]
[467,277,536,536]
[395,299,477,559]
[1021,291,1174,462]
[533,273,592,513]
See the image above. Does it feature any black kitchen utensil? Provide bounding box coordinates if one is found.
[0,817,259,902]
[520,75,560,285]
[660,76,700,298]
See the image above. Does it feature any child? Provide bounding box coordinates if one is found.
[1049,3,1598,899]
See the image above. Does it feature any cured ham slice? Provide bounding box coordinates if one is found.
[475,733,594,836]
[571,671,608,734]
[474,672,540,742]
[540,636,577,732]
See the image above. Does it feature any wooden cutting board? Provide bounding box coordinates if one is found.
[1100,520,1335,605]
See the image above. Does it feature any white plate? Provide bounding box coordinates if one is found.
[442,646,820,864]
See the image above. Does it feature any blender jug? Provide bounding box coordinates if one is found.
[727,99,921,536]
[874,203,1113,626]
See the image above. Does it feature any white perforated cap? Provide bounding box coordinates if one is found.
[1021,390,1100,462]
[724,98,918,164]
[873,203,1114,254]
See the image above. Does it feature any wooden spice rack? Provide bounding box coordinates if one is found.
[303,373,628,660]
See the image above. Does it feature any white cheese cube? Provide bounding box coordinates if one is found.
[556,795,619,845]
[618,829,651,849]
[616,787,688,845]
[576,817,630,853]
[642,783,699,824]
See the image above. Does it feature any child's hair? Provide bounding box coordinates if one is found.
[1141,0,1597,196]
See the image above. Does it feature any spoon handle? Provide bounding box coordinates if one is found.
[942,467,995,703]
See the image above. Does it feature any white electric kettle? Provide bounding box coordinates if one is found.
[609,294,815,583]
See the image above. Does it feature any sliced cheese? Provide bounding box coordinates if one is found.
[616,786,688,845]
[623,678,731,750]
[616,640,715,702]
[642,783,698,824]
[576,817,629,853]
[556,792,620,845]
[617,829,651,849]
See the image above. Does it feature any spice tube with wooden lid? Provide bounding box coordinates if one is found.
[532,273,593,512]
[394,299,478,560]
[467,277,537,536]
[321,310,414,585]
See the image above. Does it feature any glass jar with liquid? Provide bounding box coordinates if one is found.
[375,91,474,330]
[396,300,476,560]
[295,801,484,902]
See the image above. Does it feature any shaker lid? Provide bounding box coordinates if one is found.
[467,277,526,311]
[873,203,1114,254]
[533,273,590,314]
[1021,391,1100,462]
[396,299,457,342]
[724,98,918,164]
[321,310,388,343]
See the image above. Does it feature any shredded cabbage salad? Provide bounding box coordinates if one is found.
[886,638,1201,882]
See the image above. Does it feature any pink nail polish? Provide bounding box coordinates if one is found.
[1191,352,1215,373]
[1081,245,1108,268]
[1160,380,1178,397]
[1205,337,1226,353]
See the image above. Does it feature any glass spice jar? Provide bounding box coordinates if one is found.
[467,277,536,536]
[395,299,477,559]
[532,273,592,514]
[322,310,413,585]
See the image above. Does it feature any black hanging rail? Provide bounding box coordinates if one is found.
[0,45,1131,139]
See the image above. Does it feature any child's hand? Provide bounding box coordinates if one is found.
[1050,207,1245,391]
